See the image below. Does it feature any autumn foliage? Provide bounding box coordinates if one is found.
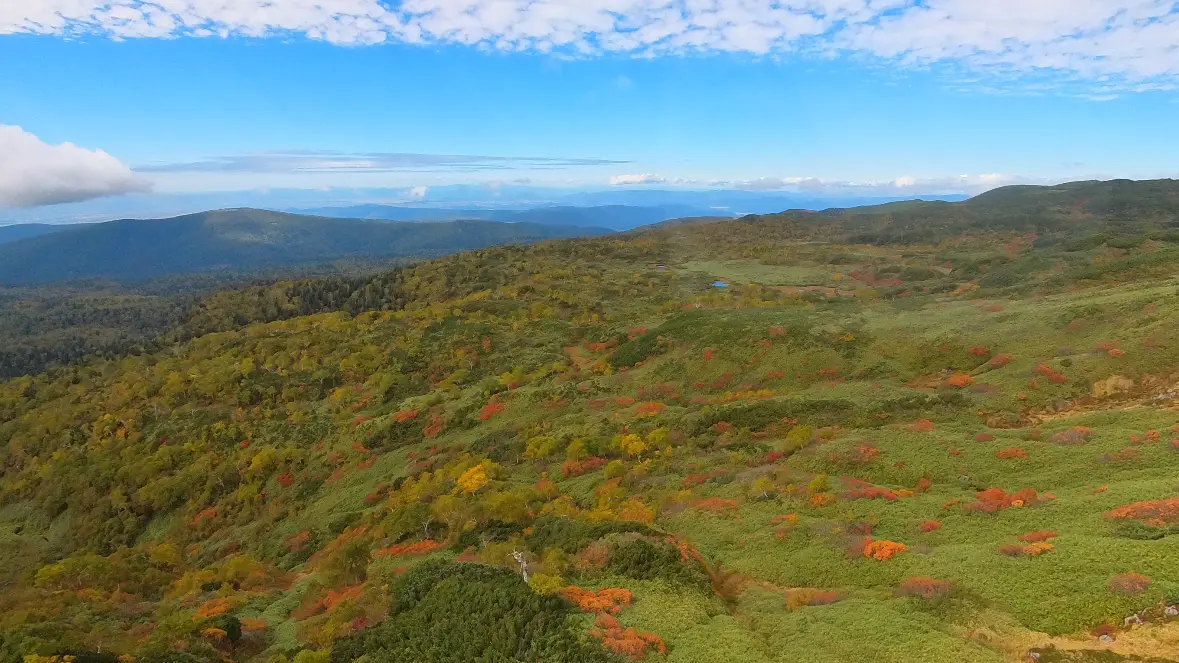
[560,586,634,614]
[590,613,667,661]
[897,577,951,600]
[964,488,1049,513]
[863,539,908,561]
[1108,572,1152,596]
[1106,497,1179,527]
[373,540,442,557]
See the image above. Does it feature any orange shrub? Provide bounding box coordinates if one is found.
[193,597,232,620]
[863,539,908,561]
[1108,572,1152,596]
[1107,497,1179,527]
[633,402,666,417]
[561,586,633,614]
[809,493,836,508]
[392,409,419,423]
[1018,530,1058,543]
[965,488,1047,513]
[996,448,1028,459]
[944,374,974,388]
[591,624,666,661]
[919,520,942,532]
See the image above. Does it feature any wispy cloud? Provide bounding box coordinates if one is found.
[5,1,1179,91]
[136,150,629,174]
[0,125,150,207]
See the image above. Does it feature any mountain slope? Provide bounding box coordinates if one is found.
[0,208,611,284]
[5,215,1179,662]
[0,223,70,245]
[736,178,1179,244]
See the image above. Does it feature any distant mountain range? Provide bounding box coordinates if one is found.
[0,209,611,285]
[0,186,969,225]
[291,204,725,231]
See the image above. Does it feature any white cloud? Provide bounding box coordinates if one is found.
[610,173,666,185]
[728,173,1039,194]
[4,1,1179,90]
[0,125,150,208]
[409,185,429,198]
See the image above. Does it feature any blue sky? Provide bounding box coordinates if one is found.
[2,0,1178,213]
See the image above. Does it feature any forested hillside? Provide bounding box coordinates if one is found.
[5,180,1179,663]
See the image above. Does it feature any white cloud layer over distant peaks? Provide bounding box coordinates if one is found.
[611,173,666,185]
[0,125,150,208]
[4,1,1179,89]
[615,172,1041,194]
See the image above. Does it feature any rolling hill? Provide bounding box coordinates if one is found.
[0,208,612,284]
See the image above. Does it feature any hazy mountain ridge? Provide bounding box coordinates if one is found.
[0,208,613,285]
[290,204,725,231]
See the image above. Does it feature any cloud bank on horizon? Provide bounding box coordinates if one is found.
[5,1,1178,91]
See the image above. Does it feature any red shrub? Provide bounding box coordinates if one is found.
[276,472,295,487]
[1108,572,1152,596]
[393,409,419,423]
[968,346,991,357]
[989,354,1014,367]
[842,487,900,501]
[919,520,942,532]
[974,432,996,442]
[897,577,951,600]
[374,539,442,558]
[477,400,505,421]
[1050,426,1095,445]
[694,498,739,515]
[996,448,1028,460]
[633,402,666,417]
[905,419,936,433]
